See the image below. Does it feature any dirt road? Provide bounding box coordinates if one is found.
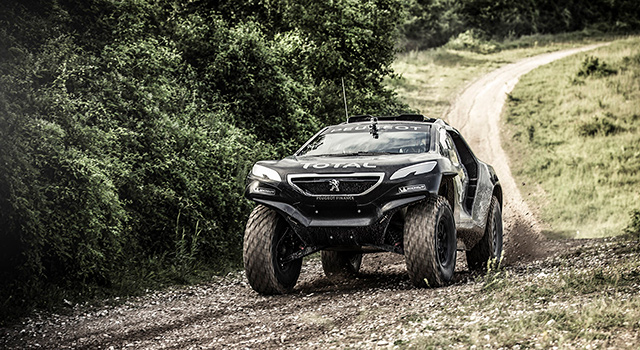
[0,45,605,350]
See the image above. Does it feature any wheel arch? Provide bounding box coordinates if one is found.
[438,174,456,215]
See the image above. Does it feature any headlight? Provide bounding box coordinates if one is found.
[251,164,282,182]
[390,161,437,180]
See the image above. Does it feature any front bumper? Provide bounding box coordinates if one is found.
[246,171,444,250]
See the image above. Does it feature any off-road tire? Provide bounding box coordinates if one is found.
[404,196,456,288]
[243,205,302,294]
[321,251,363,278]
[466,196,503,271]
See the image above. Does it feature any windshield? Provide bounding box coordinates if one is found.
[296,124,431,157]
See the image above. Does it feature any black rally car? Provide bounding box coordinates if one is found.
[243,114,503,294]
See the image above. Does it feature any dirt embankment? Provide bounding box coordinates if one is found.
[0,45,606,350]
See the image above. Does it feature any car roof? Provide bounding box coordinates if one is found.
[345,114,448,127]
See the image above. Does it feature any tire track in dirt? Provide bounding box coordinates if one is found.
[444,43,608,263]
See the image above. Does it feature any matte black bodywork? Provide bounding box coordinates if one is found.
[245,116,502,262]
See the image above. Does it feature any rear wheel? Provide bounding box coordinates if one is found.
[404,196,456,287]
[243,205,303,294]
[321,251,363,278]
[466,196,503,271]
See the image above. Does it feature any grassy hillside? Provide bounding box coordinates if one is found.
[389,32,612,118]
[406,239,640,349]
[502,37,640,238]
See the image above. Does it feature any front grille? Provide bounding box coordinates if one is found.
[288,173,384,196]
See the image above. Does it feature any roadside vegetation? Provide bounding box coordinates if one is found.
[404,238,640,349]
[502,37,640,238]
[398,0,640,51]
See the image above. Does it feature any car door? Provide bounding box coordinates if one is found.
[438,129,469,214]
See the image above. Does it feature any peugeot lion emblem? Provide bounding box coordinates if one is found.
[328,179,340,192]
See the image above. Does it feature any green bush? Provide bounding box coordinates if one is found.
[445,29,498,54]
[577,56,617,78]
[625,210,640,240]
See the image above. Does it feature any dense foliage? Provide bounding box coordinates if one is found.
[0,0,405,319]
[399,0,640,50]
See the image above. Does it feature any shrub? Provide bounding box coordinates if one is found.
[625,210,640,240]
[445,29,498,54]
[577,56,617,78]
[577,113,624,137]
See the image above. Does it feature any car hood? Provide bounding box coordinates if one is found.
[256,153,443,177]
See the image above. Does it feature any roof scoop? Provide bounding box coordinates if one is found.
[369,117,379,139]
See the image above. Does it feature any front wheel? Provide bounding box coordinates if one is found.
[404,196,457,287]
[466,196,503,270]
[321,251,363,278]
[243,205,303,294]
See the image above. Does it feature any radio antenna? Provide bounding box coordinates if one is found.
[342,77,349,121]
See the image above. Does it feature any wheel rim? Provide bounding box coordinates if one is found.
[492,212,502,258]
[348,253,362,271]
[492,217,498,256]
[436,219,450,267]
[275,227,298,273]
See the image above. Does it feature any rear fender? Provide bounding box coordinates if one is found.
[472,163,499,229]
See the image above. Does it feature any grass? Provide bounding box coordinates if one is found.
[501,36,640,238]
[401,239,640,349]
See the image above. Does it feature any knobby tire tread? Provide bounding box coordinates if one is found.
[243,205,297,294]
[466,196,501,271]
[404,196,454,288]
